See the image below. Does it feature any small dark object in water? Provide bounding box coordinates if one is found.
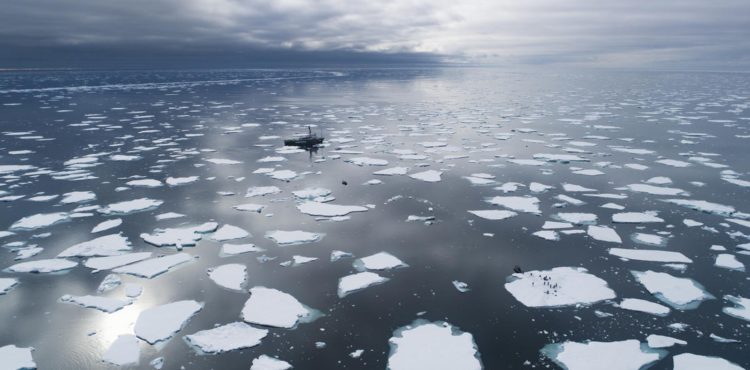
[341,180,348,186]
[513,265,523,274]
[284,126,324,148]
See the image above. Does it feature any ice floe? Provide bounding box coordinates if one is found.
[467,210,517,220]
[505,267,615,307]
[672,353,743,370]
[609,248,692,263]
[207,264,246,291]
[631,270,713,309]
[485,196,541,214]
[10,212,70,231]
[103,334,140,366]
[241,287,317,328]
[0,345,36,370]
[297,201,368,217]
[540,339,664,370]
[211,224,250,241]
[354,252,407,271]
[184,322,267,354]
[60,294,132,313]
[338,272,389,298]
[409,170,443,182]
[265,230,323,246]
[113,253,194,278]
[6,258,77,273]
[617,298,670,316]
[586,225,622,243]
[99,198,163,215]
[387,320,482,370]
[58,233,131,257]
[135,300,204,344]
[250,355,292,370]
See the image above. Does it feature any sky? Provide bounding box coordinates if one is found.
[1,0,749,70]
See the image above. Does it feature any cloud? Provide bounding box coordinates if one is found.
[1,0,748,69]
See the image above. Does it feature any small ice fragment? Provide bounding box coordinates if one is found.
[125,284,143,298]
[645,334,686,348]
[97,274,122,293]
[10,212,70,231]
[346,157,389,166]
[330,250,353,261]
[555,212,597,225]
[166,176,198,186]
[467,210,517,220]
[350,349,364,358]
[485,196,540,214]
[715,254,744,271]
[722,295,750,322]
[113,253,194,278]
[533,230,559,241]
[612,212,664,223]
[58,234,131,257]
[452,280,470,293]
[99,198,163,216]
[0,278,19,295]
[296,201,368,217]
[220,243,263,256]
[61,191,97,204]
[234,203,266,213]
[246,186,282,197]
[84,252,153,271]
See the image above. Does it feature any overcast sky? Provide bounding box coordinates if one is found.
[1,0,748,69]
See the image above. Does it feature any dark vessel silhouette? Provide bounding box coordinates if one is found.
[284,126,324,147]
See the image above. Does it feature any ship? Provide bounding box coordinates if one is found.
[284,126,324,147]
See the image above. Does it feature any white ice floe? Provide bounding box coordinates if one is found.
[715,254,744,271]
[84,252,153,271]
[463,176,495,185]
[555,212,597,225]
[184,322,268,354]
[631,270,713,309]
[409,170,443,182]
[505,267,615,307]
[505,267,616,307]
[60,294,132,313]
[656,159,691,167]
[374,167,409,176]
[645,334,686,348]
[586,226,621,243]
[103,334,140,366]
[267,169,298,182]
[543,221,572,229]
[125,284,142,298]
[297,201,368,217]
[212,224,250,241]
[0,345,36,370]
[632,233,666,247]
[135,300,204,344]
[533,153,588,162]
[207,264,246,291]
[234,203,266,213]
[452,280,470,293]
[673,353,743,370]
[60,191,97,204]
[338,272,389,298]
[99,198,163,215]
[540,339,664,370]
[58,233,131,257]
[155,212,184,221]
[533,230,559,241]
[126,179,163,188]
[113,253,194,278]
[246,186,281,197]
[205,158,242,165]
[388,320,482,370]
[609,248,692,263]
[166,176,199,186]
[292,187,333,202]
[354,252,407,271]
[0,278,19,295]
[250,355,292,370]
[241,287,316,328]
[467,210,517,220]
[10,212,70,231]
[485,196,541,214]
[612,212,664,223]
[6,258,77,273]
[625,184,688,196]
[220,243,263,256]
[662,199,735,216]
[141,222,218,248]
[91,218,122,233]
[265,230,323,246]
[722,295,750,322]
[346,157,389,166]
[617,298,670,316]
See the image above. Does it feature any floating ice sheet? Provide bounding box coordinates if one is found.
[184,322,267,354]
[241,287,317,328]
[540,339,664,370]
[338,272,389,298]
[505,267,615,307]
[631,270,713,310]
[388,320,482,370]
[135,300,204,344]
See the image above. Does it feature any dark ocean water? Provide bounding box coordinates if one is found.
[0,68,749,369]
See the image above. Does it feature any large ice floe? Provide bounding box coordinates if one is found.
[184,322,268,354]
[608,248,692,263]
[672,353,744,370]
[140,222,218,248]
[10,212,70,231]
[504,267,616,307]
[540,339,665,370]
[0,278,19,295]
[485,196,541,214]
[354,252,408,271]
[722,295,750,322]
[59,294,132,313]
[241,287,318,328]
[250,355,292,370]
[387,320,482,370]
[135,300,204,344]
[631,270,713,309]
[6,258,77,273]
[113,253,194,278]
[102,334,140,366]
[207,263,247,291]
